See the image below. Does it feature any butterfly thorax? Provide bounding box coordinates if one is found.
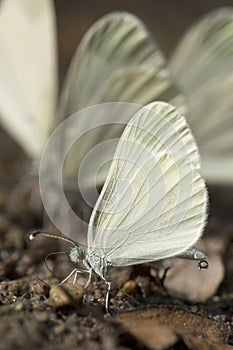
[87,250,112,280]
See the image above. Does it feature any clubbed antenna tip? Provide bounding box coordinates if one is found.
[28,230,78,247]
[29,231,40,241]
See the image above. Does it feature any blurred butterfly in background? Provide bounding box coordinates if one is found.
[0,0,57,212]
[169,8,233,184]
[0,0,57,164]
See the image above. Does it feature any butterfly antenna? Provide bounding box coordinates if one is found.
[44,250,69,275]
[29,230,78,248]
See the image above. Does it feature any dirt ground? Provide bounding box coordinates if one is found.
[0,1,233,349]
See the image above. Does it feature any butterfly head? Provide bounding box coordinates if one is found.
[69,245,86,263]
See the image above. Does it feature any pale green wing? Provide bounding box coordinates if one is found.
[85,66,183,108]
[58,11,182,118]
[87,102,207,266]
[169,8,233,183]
[0,0,57,159]
[59,12,184,191]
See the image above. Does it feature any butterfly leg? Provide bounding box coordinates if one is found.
[73,268,90,284]
[59,268,77,285]
[60,268,89,285]
[84,268,93,289]
[103,278,111,314]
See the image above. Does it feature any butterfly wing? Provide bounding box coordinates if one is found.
[59,12,184,191]
[87,102,207,267]
[58,12,182,117]
[0,0,57,159]
[169,8,233,183]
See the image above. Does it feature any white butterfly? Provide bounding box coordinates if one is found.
[0,0,57,161]
[30,102,208,312]
[169,8,233,184]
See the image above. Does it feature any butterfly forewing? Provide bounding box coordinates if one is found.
[87,102,207,267]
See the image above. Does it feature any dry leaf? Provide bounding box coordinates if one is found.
[114,305,232,350]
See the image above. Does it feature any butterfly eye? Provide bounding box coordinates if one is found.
[69,246,86,263]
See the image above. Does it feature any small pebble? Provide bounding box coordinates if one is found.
[48,285,70,308]
[14,302,24,311]
[117,280,137,298]
[12,296,18,303]
[62,283,85,302]
[48,283,84,308]
[53,323,66,335]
